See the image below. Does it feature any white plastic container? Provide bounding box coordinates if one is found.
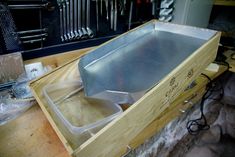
[43,81,123,148]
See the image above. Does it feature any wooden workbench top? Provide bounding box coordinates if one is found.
[0,47,231,157]
[0,47,92,157]
[0,64,227,157]
[0,105,70,157]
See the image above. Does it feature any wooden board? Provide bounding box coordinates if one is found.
[214,0,235,6]
[24,47,94,69]
[0,105,70,157]
[30,31,221,157]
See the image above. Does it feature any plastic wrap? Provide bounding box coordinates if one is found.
[0,64,47,125]
[12,74,33,99]
[0,98,35,125]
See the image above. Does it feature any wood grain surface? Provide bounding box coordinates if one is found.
[24,47,94,69]
[0,105,70,157]
[0,47,93,157]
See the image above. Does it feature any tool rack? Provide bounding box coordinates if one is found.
[0,0,174,58]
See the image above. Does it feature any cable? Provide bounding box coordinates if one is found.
[186,73,224,135]
[186,54,231,135]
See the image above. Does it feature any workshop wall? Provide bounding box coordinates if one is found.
[0,0,167,54]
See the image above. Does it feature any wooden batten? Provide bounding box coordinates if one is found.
[24,47,94,68]
[29,47,94,154]
[30,30,221,157]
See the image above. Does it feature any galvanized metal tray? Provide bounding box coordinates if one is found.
[78,20,217,104]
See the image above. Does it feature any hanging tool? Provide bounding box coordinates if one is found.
[57,0,64,41]
[19,33,48,40]
[120,0,126,16]
[81,0,88,38]
[96,0,99,32]
[59,5,64,41]
[100,0,103,16]
[86,0,94,38]
[151,0,156,16]
[73,0,79,38]
[22,38,46,44]
[161,0,174,8]
[114,0,117,31]
[65,0,71,40]
[8,2,54,11]
[18,28,48,44]
[105,0,109,20]
[69,0,75,39]
[9,0,48,2]
[17,28,47,35]
[110,0,114,30]
[128,0,133,30]
[159,8,173,16]
[77,0,83,38]
[62,2,68,41]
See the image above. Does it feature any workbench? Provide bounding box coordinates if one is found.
[0,49,231,157]
[0,48,90,157]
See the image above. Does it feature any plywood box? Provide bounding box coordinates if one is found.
[30,21,221,157]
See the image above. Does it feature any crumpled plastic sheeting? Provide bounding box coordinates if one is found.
[0,98,35,126]
[0,62,49,126]
[0,74,36,126]
[12,75,33,99]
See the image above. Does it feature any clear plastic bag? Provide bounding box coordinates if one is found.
[0,73,36,126]
[12,74,33,99]
[0,98,35,126]
[0,62,51,126]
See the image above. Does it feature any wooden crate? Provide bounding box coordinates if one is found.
[29,28,221,156]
